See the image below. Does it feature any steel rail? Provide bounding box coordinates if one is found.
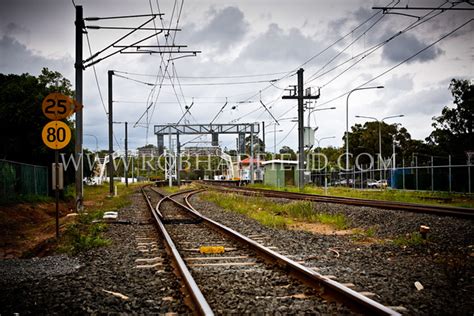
[199,182,474,219]
[140,186,213,316]
[183,190,400,316]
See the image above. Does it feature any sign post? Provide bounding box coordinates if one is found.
[41,93,75,239]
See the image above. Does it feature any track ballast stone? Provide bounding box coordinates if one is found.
[0,190,191,315]
[190,192,474,315]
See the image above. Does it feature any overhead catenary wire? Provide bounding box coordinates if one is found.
[107,73,280,86]
[107,70,292,79]
[210,98,228,124]
[305,0,456,86]
[222,1,393,126]
[275,122,298,147]
[259,91,279,125]
[84,32,122,150]
[131,0,174,130]
[316,18,473,108]
[84,16,158,63]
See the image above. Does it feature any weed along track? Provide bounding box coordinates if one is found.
[143,185,400,315]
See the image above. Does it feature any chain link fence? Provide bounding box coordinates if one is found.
[0,159,48,200]
[310,154,474,194]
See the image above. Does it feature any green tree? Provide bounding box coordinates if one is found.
[427,79,473,159]
[245,135,264,154]
[346,122,433,166]
[279,146,297,160]
[0,68,75,166]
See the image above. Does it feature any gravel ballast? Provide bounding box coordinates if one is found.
[0,191,191,315]
[2,187,472,315]
[190,191,474,315]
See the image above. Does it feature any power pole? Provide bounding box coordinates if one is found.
[108,70,114,196]
[75,5,84,211]
[262,121,265,153]
[282,68,319,190]
[125,121,128,187]
[250,124,254,184]
[176,133,181,186]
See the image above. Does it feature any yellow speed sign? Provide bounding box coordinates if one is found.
[42,121,72,150]
[42,93,74,120]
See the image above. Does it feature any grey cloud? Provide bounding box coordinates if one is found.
[239,23,331,62]
[0,35,72,76]
[385,73,414,92]
[382,32,444,64]
[387,82,451,116]
[4,22,30,37]
[181,6,248,52]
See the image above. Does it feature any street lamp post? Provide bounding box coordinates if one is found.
[265,117,296,155]
[113,121,129,187]
[345,86,384,176]
[355,114,404,180]
[314,136,335,173]
[307,106,336,126]
[264,126,283,155]
[84,134,99,152]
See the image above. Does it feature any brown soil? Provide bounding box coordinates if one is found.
[289,221,356,236]
[0,200,75,259]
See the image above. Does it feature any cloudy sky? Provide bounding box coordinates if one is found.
[1,0,473,153]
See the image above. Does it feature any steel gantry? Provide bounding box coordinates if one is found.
[154,123,260,186]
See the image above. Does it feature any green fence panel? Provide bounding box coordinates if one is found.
[0,159,48,200]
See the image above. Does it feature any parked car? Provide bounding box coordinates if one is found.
[332,179,353,186]
[367,179,388,188]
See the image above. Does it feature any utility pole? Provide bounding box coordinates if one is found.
[176,133,181,186]
[125,121,128,187]
[262,121,265,153]
[75,5,84,211]
[108,70,114,196]
[282,68,319,190]
[168,130,172,187]
[250,124,254,184]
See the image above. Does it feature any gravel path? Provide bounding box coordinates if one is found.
[190,191,474,315]
[0,190,191,315]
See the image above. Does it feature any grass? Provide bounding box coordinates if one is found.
[59,183,139,254]
[161,183,196,194]
[313,213,348,230]
[200,191,349,230]
[83,183,138,212]
[352,226,378,242]
[248,183,474,208]
[393,232,427,247]
[0,194,53,205]
[59,210,110,254]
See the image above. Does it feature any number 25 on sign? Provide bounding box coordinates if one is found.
[42,121,71,150]
[42,92,74,120]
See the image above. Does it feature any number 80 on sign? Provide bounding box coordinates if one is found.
[42,121,72,150]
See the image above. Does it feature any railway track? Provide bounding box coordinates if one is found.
[141,186,400,315]
[199,182,474,219]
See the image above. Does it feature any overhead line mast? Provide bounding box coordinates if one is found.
[74,4,200,204]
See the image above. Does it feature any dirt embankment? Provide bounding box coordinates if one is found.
[0,200,74,258]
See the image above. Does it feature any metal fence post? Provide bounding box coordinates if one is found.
[415,156,418,191]
[469,165,471,194]
[402,158,405,190]
[449,155,452,192]
[431,156,434,191]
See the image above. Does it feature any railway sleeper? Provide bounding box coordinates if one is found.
[162,218,203,225]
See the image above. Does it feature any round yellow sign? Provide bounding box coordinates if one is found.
[41,121,72,150]
[42,93,74,120]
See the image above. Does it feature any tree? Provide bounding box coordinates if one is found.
[346,121,433,166]
[0,68,75,166]
[427,79,473,160]
[244,135,264,154]
[279,146,296,160]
